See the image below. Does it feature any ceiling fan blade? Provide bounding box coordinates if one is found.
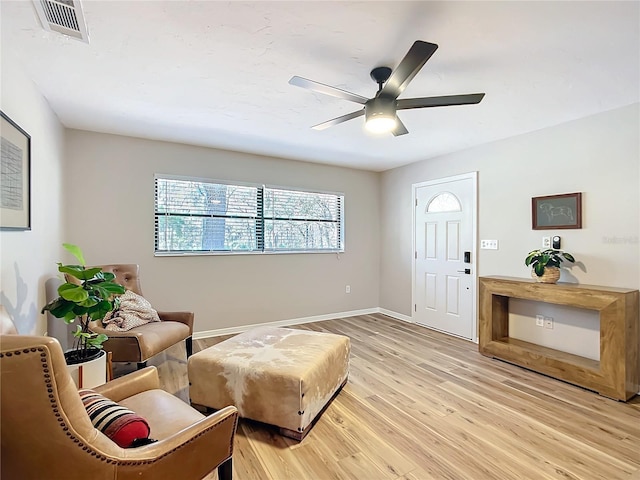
[311,109,365,130]
[289,76,369,105]
[379,41,438,100]
[397,93,485,110]
[392,117,409,136]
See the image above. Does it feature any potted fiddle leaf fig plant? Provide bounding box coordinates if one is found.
[42,243,125,365]
[524,248,575,284]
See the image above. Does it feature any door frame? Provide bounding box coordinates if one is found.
[411,171,478,343]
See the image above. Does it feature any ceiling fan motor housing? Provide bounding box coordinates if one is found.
[364,97,397,133]
[365,97,397,121]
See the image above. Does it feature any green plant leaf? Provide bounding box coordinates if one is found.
[91,285,111,300]
[89,300,115,321]
[562,253,575,263]
[63,243,86,266]
[78,295,100,308]
[91,287,123,306]
[58,283,89,302]
[101,272,116,282]
[72,325,107,348]
[58,265,102,281]
[86,271,105,283]
[87,334,108,349]
[534,263,545,276]
[41,297,72,315]
[57,264,84,279]
[101,283,125,294]
[524,252,538,266]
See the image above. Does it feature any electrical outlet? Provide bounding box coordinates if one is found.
[345,285,351,294]
[542,236,551,248]
[544,316,553,329]
[535,315,544,327]
[480,239,498,250]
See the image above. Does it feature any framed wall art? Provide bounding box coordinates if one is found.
[532,192,582,230]
[1,111,31,231]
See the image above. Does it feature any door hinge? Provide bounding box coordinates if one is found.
[414,304,417,312]
[415,251,417,259]
[415,198,418,207]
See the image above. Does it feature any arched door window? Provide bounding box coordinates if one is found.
[426,192,461,213]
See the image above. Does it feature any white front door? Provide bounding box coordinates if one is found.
[413,173,477,340]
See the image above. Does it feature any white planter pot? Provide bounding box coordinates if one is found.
[66,350,107,388]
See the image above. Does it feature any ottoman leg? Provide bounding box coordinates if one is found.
[278,378,348,441]
[186,336,193,358]
[218,458,233,480]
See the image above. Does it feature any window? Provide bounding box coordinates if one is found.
[426,192,461,213]
[154,175,344,255]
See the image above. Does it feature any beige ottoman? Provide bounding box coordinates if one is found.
[188,326,350,440]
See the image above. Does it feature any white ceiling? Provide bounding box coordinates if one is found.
[2,1,639,172]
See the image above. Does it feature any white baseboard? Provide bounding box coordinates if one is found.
[378,308,413,324]
[193,307,379,340]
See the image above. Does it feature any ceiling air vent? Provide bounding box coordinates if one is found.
[32,0,89,43]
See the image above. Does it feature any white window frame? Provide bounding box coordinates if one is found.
[154,174,345,256]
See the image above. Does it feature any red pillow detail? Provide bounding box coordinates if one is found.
[79,389,151,448]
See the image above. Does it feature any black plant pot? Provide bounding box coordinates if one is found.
[64,348,104,366]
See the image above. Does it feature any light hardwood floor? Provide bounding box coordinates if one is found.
[116,313,640,480]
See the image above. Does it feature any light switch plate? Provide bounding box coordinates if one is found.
[480,239,498,250]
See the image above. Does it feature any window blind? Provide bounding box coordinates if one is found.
[154,175,344,255]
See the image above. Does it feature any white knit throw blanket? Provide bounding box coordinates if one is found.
[102,290,160,331]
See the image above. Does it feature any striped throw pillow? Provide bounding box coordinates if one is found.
[79,389,152,448]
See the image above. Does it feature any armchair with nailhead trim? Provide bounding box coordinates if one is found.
[0,329,238,480]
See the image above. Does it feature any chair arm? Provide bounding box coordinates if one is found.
[94,366,160,402]
[88,321,144,339]
[117,406,238,476]
[157,311,194,332]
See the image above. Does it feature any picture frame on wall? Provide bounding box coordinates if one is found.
[532,192,582,230]
[1,111,31,231]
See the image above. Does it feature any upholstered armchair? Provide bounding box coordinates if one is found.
[72,264,194,368]
[0,332,238,480]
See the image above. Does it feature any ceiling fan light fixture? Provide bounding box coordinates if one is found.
[364,98,397,134]
[365,115,397,133]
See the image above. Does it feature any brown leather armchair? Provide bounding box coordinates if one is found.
[74,264,194,368]
[0,332,239,480]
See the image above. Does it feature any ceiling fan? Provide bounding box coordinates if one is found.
[289,40,485,136]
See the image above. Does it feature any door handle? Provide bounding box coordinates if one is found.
[457,269,471,274]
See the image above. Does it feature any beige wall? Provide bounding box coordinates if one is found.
[2,32,637,354]
[380,103,639,358]
[63,130,380,333]
[0,48,66,334]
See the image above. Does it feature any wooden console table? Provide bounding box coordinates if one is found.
[479,276,639,401]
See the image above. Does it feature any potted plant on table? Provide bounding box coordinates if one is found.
[524,248,575,284]
[42,244,125,370]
